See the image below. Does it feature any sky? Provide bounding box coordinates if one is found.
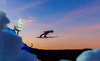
[0,0,100,49]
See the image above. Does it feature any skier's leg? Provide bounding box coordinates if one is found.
[44,34,47,37]
[40,34,44,37]
[44,33,49,37]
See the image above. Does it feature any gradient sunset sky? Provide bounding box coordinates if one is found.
[0,0,100,49]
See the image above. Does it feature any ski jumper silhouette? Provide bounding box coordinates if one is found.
[40,30,54,38]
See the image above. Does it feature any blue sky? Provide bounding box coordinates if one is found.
[0,0,100,49]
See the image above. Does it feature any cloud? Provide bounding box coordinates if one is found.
[29,16,36,19]
[24,20,36,23]
[10,0,48,15]
[16,1,41,12]
[76,49,100,61]
[52,6,100,26]
[68,6,100,16]
[23,16,36,24]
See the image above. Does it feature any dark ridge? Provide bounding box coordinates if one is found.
[30,48,92,61]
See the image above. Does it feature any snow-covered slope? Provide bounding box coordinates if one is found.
[76,49,100,61]
[0,11,39,61]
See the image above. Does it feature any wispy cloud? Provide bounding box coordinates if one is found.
[10,0,48,15]
[15,2,41,13]
[68,6,100,16]
[24,20,36,23]
[52,6,100,26]
[29,16,36,19]
[24,16,36,23]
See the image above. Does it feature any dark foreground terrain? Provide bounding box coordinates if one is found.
[30,48,92,61]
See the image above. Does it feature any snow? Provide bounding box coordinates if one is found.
[0,11,9,31]
[76,49,100,61]
[0,11,39,61]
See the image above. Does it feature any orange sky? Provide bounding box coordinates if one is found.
[20,23,100,50]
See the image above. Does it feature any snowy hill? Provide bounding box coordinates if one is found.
[0,11,39,61]
[76,49,100,61]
